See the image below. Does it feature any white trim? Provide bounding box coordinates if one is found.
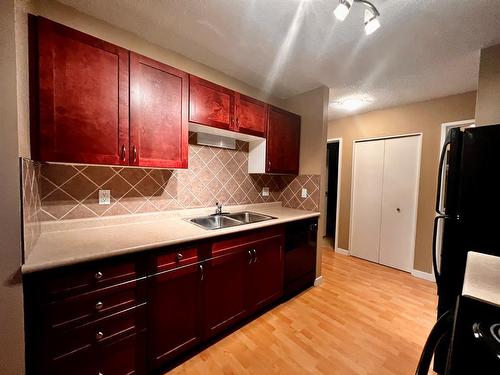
[412,269,436,283]
[325,138,343,254]
[314,276,324,286]
[349,133,423,272]
[335,247,350,256]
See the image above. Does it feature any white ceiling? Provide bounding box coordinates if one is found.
[57,0,500,119]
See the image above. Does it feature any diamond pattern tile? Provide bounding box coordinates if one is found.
[22,134,321,222]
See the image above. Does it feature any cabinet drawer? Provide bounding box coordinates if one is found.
[45,278,147,330]
[211,226,284,257]
[154,246,200,272]
[50,304,146,360]
[50,331,147,375]
[40,258,146,301]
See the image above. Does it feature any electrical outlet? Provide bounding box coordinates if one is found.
[99,190,111,205]
[262,187,270,197]
[301,188,308,198]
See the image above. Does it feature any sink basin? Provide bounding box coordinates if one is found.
[188,211,275,230]
[189,215,241,230]
[225,211,273,223]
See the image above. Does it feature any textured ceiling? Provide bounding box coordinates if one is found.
[57,0,500,119]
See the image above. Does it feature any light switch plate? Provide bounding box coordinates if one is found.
[301,188,308,198]
[99,190,111,205]
[262,187,270,197]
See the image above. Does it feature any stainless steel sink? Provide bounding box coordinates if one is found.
[188,211,275,230]
[225,211,273,223]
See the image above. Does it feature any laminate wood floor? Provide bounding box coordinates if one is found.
[167,248,437,375]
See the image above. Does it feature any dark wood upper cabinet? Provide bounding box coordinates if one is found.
[35,17,129,165]
[266,106,301,174]
[148,262,202,369]
[130,52,188,168]
[188,75,235,130]
[235,93,268,137]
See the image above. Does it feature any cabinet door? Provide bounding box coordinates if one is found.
[130,52,188,168]
[189,75,235,130]
[98,331,147,375]
[235,93,268,137]
[266,106,301,174]
[148,263,202,368]
[203,250,248,338]
[36,17,129,165]
[248,236,284,311]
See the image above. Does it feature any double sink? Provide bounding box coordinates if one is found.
[188,211,275,230]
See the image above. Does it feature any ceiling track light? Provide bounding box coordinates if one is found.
[334,0,381,35]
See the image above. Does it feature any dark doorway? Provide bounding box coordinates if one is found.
[326,142,340,240]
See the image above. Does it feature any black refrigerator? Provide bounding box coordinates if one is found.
[420,124,500,374]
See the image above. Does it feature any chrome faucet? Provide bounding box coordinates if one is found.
[215,202,223,215]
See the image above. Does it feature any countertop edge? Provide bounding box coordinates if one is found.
[22,211,320,274]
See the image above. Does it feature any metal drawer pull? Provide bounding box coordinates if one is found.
[95,301,103,311]
[199,264,204,281]
[176,253,183,261]
[96,331,104,340]
[252,249,257,263]
[95,271,103,280]
[248,250,253,264]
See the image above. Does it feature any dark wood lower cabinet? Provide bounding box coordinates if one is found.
[203,250,249,338]
[148,263,203,368]
[25,226,292,374]
[248,236,284,312]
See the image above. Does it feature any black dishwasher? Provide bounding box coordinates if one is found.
[284,218,318,296]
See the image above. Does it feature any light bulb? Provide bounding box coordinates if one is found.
[364,9,380,35]
[334,0,353,21]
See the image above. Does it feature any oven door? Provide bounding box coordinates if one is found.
[446,296,500,374]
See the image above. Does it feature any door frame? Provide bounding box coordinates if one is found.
[349,133,422,272]
[325,138,343,253]
[435,119,475,273]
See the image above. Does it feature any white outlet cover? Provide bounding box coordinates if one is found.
[262,187,270,197]
[301,188,308,198]
[99,190,111,205]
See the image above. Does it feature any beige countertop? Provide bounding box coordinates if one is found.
[462,251,500,307]
[22,202,319,274]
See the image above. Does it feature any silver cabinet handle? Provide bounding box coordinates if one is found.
[95,271,103,280]
[120,144,126,161]
[132,145,137,163]
[199,264,204,281]
[248,250,253,264]
[95,301,104,311]
[252,249,257,263]
[176,253,183,261]
[96,331,104,340]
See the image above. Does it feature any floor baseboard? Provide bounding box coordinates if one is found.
[335,247,350,256]
[314,276,323,286]
[411,269,435,282]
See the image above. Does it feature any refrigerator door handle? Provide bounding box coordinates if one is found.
[435,140,451,215]
[432,214,450,285]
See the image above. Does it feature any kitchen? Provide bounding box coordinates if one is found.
[1,1,500,374]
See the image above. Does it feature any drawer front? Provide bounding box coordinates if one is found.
[41,258,146,301]
[50,304,146,360]
[211,226,284,258]
[154,246,200,272]
[45,279,147,330]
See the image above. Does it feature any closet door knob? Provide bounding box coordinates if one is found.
[396,208,401,213]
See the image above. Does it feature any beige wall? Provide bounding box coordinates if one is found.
[328,92,477,272]
[0,0,25,373]
[283,86,329,277]
[15,0,287,158]
[476,43,500,126]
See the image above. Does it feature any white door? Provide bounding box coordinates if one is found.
[379,136,421,271]
[350,140,385,263]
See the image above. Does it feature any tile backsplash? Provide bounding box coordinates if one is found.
[22,134,320,227]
